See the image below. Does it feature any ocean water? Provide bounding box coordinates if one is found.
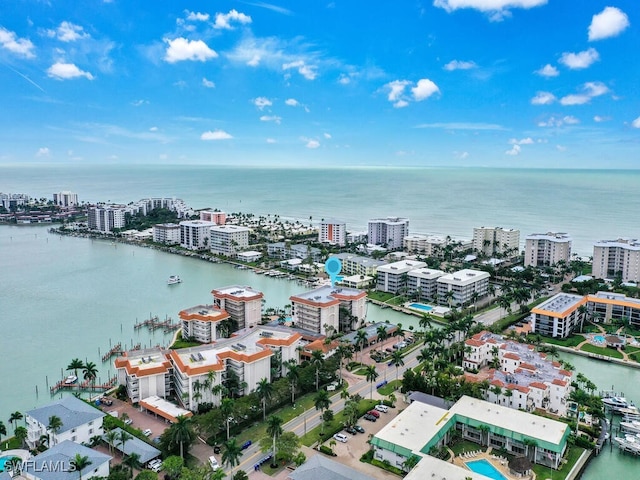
[2,165,639,256]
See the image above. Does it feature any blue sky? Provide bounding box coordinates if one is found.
[0,0,638,168]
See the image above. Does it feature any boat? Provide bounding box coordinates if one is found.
[167,275,181,285]
[601,392,636,413]
[64,375,78,385]
[621,420,640,434]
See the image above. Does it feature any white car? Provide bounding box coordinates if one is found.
[208,456,220,471]
[375,404,389,413]
[142,429,153,437]
[333,433,348,443]
[147,460,162,472]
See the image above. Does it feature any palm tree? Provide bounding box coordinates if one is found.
[72,454,92,480]
[169,415,195,458]
[118,430,132,458]
[266,415,283,467]
[390,350,405,383]
[376,325,388,353]
[220,398,235,440]
[67,359,85,385]
[0,421,6,444]
[313,390,331,436]
[48,415,63,445]
[364,365,379,400]
[82,361,98,387]
[355,329,368,363]
[122,452,142,476]
[105,430,118,455]
[285,360,300,404]
[256,378,274,421]
[310,349,324,391]
[222,438,242,478]
[9,411,23,429]
[14,426,27,448]
[336,344,352,386]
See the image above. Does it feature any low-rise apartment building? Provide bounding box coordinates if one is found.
[592,238,640,283]
[330,253,386,277]
[403,234,445,256]
[531,293,586,338]
[179,305,231,343]
[114,348,173,404]
[210,225,250,256]
[290,285,367,334]
[153,223,180,245]
[180,220,215,251]
[212,285,264,330]
[376,260,427,294]
[586,291,640,327]
[524,232,572,267]
[436,268,490,307]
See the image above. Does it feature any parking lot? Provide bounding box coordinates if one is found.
[100,396,172,441]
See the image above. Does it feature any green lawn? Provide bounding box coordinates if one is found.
[540,335,586,347]
[449,440,486,456]
[0,437,23,451]
[378,380,401,396]
[580,343,624,359]
[531,446,585,480]
[299,399,377,447]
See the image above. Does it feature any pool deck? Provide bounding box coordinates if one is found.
[452,448,528,480]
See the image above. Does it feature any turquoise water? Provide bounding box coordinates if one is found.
[594,335,606,344]
[0,457,12,472]
[465,459,507,480]
[408,303,433,312]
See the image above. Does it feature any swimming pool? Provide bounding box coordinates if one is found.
[594,335,605,344]
[466,459,507,480]
[408,303,433,312]
[0,456,14,473]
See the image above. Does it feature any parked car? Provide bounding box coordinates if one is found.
[213,445,221,454]
[333,433,348,443]
[367,409,380,418]
[241,440,252,450]
[375,404,389,413]
[124,418,133,425]
[345,426,357,435]
[208,456,220,471]
[363,413,377,422]
[354,425,365,433]
[142,429,152,437]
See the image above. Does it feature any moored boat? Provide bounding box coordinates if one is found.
[167,275,182,285]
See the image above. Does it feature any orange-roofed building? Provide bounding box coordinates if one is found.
[115,348,173,403]
[211,285,264,330]
[179,304,230,343]
[290,285,367,334]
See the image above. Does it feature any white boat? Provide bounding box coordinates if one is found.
[621,420,640,434]
[602,393,635,413]
[167,275,181,285]
[64,375,78,385]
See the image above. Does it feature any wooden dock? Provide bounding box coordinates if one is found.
[134,315,181,333]
[101,342,122,362]
[50,375,117,396]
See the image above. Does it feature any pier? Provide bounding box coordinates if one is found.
[101,342,122,362]
[50,375,117,396]
[134,315,181,333]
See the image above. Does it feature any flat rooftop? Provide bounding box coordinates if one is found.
[179,304,229,321]
[408,267,445,279]
[438,269,490,285]
[291,285,365,304]
[140,396,192,423]
[405,455,492,480]
[212,285,263,299]
[377,260,427,274]
[533,293,584,316]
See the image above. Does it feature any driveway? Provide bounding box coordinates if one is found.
[101,397,171,440]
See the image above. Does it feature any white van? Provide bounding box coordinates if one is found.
[333,433,348,443]
[208,456,220,470]
[375,404,389,413]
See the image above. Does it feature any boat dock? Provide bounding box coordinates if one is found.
[134,315,181,333]
[50,375,117,396]
[101,342,122,362]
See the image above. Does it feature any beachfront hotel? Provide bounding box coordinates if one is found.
[592,238,640,283]
[319,219,347,246]
[463,331,573,416]
[371,396,571,476]
[179,220,215,250]
[179,305,231,343]
[209,224,250,256]
[290,285,367,334]
[524,232,572,267]
[531,293,586,338]
[114,348,174,404]
[25,396,105,449]
[376,260,427,294]
[472,226,520,257]
[152,222,180,245]
[211,285,264,330]
[367,217,409,250]
[436,268,490,307]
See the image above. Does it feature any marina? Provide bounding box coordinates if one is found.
[134,315,181,333]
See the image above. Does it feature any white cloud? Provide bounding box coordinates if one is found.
[433,0,548,21]
[386,80,410,102]
[0,27,35,57]
[505,144,521,155]
[456,151,469,160]
[282,60,317,80]
[131,99,149,106]
[593,115,609,123]
[266,138,276,144]
[563,116,579,124]
[186,11,210,22]
[509,137,534,145]
[531,91,556,105]
[47,21,89,42]
[589,7,630,41]
[285,98,299,107]
[324,133,331,139]
[305,139,320,149]
[559,48,599,70]
[338,74,351,85]
[535,64,559,77]
[201,129,233,140]
[560,81,609,106]
[164,37,218,63]
[393,100,409,108]
[36,147,50,157]
[412,79,440,101]
[214,9,252,30]
[444,60,477,71]
[254,97,272,110]
[202,77,215,88]
[556,145,567,151]
[632,117,640,129]
[260,115,282,124]
[149,126,158,131]
[47,62,94,80]
[537,115,580,127]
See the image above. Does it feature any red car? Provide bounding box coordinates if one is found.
[367,409,380,418]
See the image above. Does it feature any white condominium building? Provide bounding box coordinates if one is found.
[179,305,231,343]
[319,219,347,246]
[472,227,520,257]
[153,223,181,245]
[53,191,78,207]
[330,253,386,277]
[209,224,250,256]
[592,238,640,283]
[211,285,264,330]
[200,210,227,224]
[531,293,586,338]
[0,193,30,210]
[436,268,490,307]
[87,205,126,232]
[407,267,446,302]
[403,234,445,256]
[368,217,409,250]
[180,220,215,250]
[524,232,572,267]
[290,285,367,334]
[114,348,174,403]
[376,260,427,294]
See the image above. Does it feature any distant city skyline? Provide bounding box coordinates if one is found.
[0,1,638,168]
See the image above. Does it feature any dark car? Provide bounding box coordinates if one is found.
[345,426,357,435]
[241,440,252,450]
[363,413,377,422]
[354,425,365,433]
[213,445,221,454]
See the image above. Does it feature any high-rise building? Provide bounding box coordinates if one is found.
[524,232,572,267]
[52,191,78,207]
[179,220,215,251]
[472,227,520,257]
[367,217,409,250]
[153,223,181,245]
[211,285,264,330]
[319,219,346,246]
[87,205,126,232]
[592,238,640,282]
[200,210,227,225]
[209,225,250,256]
